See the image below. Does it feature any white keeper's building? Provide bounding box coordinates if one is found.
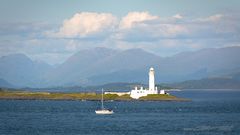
[130,67,165,99]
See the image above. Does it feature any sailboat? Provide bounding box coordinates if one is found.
[95,89,114,114]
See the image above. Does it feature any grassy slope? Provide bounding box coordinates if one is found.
[0,90,187,101]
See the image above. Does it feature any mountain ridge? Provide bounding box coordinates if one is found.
[0,53,52,87]
[0,78,13,88]
[0,46,240,88]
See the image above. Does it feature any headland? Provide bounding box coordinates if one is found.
[0,90,189,101]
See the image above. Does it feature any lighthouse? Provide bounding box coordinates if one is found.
[130,67,161,99]
[149,67,155,91]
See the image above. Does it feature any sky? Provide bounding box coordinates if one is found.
[0,0,240,64]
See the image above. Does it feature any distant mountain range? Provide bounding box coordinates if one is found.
[0,46,240,88]
[0,78,13,88]
[23,74,240,92]
[0,54,52,87]
[166,75,240,89]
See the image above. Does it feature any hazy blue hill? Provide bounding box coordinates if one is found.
[0,54,52,87]
[84,48,161,84]
[91,48,160,72]
[1,46,240,88]
[168,72,240,89]
[16,73,240,91]
[156,46,240,82]
[88,69,147,85]
[0,78,13,88]
[44,47,118,86]
[23,82,145,92]
[91,82,145,91]
[44,48,161,86]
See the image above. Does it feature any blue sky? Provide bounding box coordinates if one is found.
[1,0,239,22]
[0,0,240,64]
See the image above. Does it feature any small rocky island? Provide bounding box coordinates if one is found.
[0,90,188,101]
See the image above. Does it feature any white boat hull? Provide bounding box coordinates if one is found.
[95,109,114,114]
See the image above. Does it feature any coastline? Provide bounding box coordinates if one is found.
[0,91,189,101]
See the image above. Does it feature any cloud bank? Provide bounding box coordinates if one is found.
[119,11,158,29]
[1,11,240,64]
[50,11,240,42]
[55,12,118,38]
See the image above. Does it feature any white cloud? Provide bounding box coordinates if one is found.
[49,12,235,42]
[195,14,224,22]
[161,24,187,36]
[116,12,188,41]
[173,14,183,19]
[116,23,188,42]
[55,12,118,38]
[119,11,158,29]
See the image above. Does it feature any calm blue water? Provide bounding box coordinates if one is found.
[0,90,240,135]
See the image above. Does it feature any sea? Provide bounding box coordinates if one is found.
[0,89,240,135]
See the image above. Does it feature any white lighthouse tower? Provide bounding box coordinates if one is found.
[149,67,155,91]
[148,67,158,94]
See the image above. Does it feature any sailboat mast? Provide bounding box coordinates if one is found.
[101,88,104,109]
